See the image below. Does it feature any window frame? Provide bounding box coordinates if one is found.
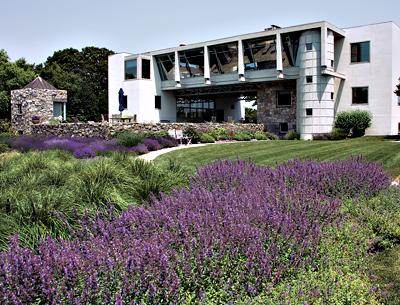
[350,41,370,64]
[306,76,313,84]
[125,59,138,80]
[155,96,161,109]
[306,108,313,116]
[305,43,313,51]
[141,59,151,80]
[351,86,369,105]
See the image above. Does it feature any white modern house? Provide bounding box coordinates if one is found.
[108,21,400,139]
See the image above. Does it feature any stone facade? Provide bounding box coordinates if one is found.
[257,80,297,135]
[11,88,67,134]
[31,122,264,139]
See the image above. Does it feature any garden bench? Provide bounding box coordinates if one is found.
[168,129,191,145]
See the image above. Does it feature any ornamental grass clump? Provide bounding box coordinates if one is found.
[0,159,390,304]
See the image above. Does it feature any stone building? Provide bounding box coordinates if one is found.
[11,77,67,134]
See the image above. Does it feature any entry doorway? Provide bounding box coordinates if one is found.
[216,109,224,122]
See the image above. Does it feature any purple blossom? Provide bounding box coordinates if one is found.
[129,143,149,155]
[143,138,161,151]
[0,159,390,304]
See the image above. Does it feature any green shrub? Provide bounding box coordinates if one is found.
[115,132,145,147]
[334,110,372,137]
[330,128,348,140]
[0,119,11,133]
[199,133,215,143]
[233,132,252,141]
[264,131,278,140]
[0,143,10,154]
[184,126,200,143]
[0,150,190,250]
[254,131,268,140]
[210,128,229,141]
[284,130,300,140]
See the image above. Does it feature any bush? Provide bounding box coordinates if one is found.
[0,143,10,154]
[264,131,279,140]
[183,126,200,143]
[0,119,11,133]
[199,133,215,143]
[129,143,148,154]
[330,128,348,140]
[334,110,372,137]
[233,131,252,141]
[284,130,300,140]
[115,132,145,147]
[254,131,268,140]
[210,128,229,141]
[143,138,161,151]
[0,159,389,304]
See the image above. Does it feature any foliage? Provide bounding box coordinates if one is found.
[0,151,188,250]
[264,131,279,140]
[284,130,300,140]
[199,133,215,143]
[143,138,161,151]
[244,107,257,123]
[48,117,62,125]
[335,110,372,137]
[183,126,200,143]
[0,143,10,154]
[0,50,36,119]
[115,132,145,147]
[210,127,229,141]
[254,131,268,140]
[233,131,252,141]
[313,128,348,140]
[38,47,114,122]
[0,159,389,304]
[344,187,400,249]
[0,119,11,133]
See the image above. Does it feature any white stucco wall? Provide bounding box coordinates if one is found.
[391,23,400,134]
[338,22,395,135]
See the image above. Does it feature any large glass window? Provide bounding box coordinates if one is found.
[351,42,370,63]
[281,32,300,68]
[352,87,368,104]
[179,48,204,78]
[176,97,215,122]
[209,42,238,75]
[125,59,137,80]
[155,53,175,81]
[142,59,151,79]
[243,37,276,71]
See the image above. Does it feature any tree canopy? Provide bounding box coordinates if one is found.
[0,50,36,119]
[0,47,114,122]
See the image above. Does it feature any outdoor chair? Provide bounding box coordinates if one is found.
[168,129,192,145]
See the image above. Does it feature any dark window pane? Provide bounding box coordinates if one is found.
[155,54,175,81]
[125,59,137,79]
[279,122,289,133]
[306,43,313,51]
[352,87,368,104]
[282,32,300,68]
[142,59,151,79]
[155,96,161,109]
[176,97,216,122]
[123,95,128,109]
[306,76,313,83]
[351,42,370,63]
[277,91,291,107]
[306,108,313,116]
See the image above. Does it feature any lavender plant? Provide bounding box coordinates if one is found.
[0,159,390,304]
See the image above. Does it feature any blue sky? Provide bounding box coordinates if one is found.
[1,0,399,64]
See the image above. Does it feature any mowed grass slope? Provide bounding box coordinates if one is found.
[156,137,400,177]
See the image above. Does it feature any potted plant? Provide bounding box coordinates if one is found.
[31,115,41,124]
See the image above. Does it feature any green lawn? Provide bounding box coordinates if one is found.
[156,137,400,177]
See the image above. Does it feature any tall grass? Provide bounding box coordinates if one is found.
[0,150,189,250]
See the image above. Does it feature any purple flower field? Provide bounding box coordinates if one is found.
[5,135,178,158]
[0,159,390,304]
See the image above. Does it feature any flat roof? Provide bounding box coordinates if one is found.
[112,20,345,58]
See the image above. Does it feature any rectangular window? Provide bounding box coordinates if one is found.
[306,76,313,83]
[351,41,370,63]
[125,59,137,80]
[53,102,64,118]
[209,42,238,75]
[155,96,161,109]
[122,95,128,109]
[279,122,289,133]
[352,87,368,104]
[179,48,204,79]
[306,43,313,51]
[330,60,334,68]
[243,37,277,71]
[155,53,175,81]
[142,59,151,79]
[331,92,334,100]
[17,104,22,114]
[306,108,313,116]
[176,97,215,122]
[277,91,291,107]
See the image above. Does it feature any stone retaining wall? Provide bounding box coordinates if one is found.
[31,122,264,139]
